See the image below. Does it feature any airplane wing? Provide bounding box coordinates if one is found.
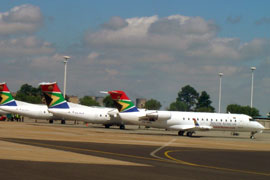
[169,124,213,131]
[169,125,197,131]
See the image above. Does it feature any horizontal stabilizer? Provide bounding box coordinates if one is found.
[100,91,108,94]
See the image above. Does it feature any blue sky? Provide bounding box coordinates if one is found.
[0,0,270,114]
[3,0,270,48]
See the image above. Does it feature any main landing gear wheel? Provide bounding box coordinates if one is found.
[120,125,125,130]
[178,131,185,136]
[186,132,193,137]
[105,124,111,128]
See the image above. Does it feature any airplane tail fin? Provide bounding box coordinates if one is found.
[0,82,17,106]
[39,82,69,109]
[107,90,139,113]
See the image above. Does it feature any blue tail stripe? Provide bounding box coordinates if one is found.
[123,107,139,112]
[1,101,17,106]
[50,102,69,109]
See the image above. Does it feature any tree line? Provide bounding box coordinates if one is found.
[14,84,260,117]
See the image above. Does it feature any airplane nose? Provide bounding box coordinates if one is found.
[259,123,265,130]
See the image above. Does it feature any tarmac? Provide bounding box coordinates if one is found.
[0,119,269,180]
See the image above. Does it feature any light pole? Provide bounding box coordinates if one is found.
[218,73,223,113]
[63,56,70,99]
[250,67,256,108]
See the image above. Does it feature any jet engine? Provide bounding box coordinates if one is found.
[145,111,171,121]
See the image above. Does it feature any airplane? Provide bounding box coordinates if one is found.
[0,82,58,120]
[0,109,7,115]
[39,82,125,129]
[105,90,265,139]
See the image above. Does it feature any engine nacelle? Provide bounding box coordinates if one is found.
[146,111,171,121]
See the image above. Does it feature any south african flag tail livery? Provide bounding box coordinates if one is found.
[0,82,17,106]
[107,90,139,113]
[39,82,69,109]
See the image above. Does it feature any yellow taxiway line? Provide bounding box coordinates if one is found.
[164,150,270,177]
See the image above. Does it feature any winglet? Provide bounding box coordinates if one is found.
[0,82,17,106]
[39,82,69,109]
[107,90,139,113]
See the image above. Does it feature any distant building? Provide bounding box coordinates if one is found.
[69,95,79,104]
[95,97,105,106]
[91,96,105,106]
[136,98,146,108]
[254,116,270,129]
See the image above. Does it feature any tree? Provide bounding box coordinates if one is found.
[79,96,100,106]
[145,99,161,110]
[226,104,259,117]
[103,95,115,107]
[168,101,189,111]
[176,85,199,111]
[15,84,42,104]
[196,91,215,112]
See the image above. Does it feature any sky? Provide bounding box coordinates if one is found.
[0,0,270,114]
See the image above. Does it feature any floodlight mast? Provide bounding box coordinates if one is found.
[218,73,223,113]
[63,56,70,99]
[250,67,256,108]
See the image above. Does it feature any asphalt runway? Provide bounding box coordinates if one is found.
[0,137,269,180]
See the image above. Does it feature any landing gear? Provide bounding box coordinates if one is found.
[105,124,111,128]
[178,131,185,136]
[49,120,53,124]
[250,131,257,139]
[120,125,125,130]
[61,120,66,124]
[186,131,194,137]
[232,132,239,136]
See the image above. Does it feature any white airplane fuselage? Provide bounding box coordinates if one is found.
[118,110,264,133]
[0,100,56,120]
[48,103,123,126]
[0,109,7,115]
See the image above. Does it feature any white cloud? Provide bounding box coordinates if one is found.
[102,16,128,30]
[0,36,54,57]
[79,14,270,114]
[87,52,100,62]
[30,54,63,68]
[84,14,269,63]
[0,4,42,35]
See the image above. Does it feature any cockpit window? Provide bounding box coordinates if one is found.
[249,118,256,121]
